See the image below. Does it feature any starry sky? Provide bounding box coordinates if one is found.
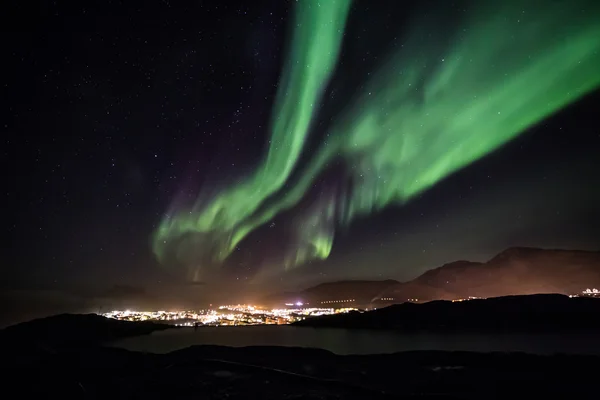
[4,0,600,313]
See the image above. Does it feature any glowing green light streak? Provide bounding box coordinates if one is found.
[154,0,600,272]
[230,0,600,253]
[154,0,351,262]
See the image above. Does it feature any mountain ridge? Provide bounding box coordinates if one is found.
[262,247,600,307]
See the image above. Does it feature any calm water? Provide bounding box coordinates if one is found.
[110,326,600,355]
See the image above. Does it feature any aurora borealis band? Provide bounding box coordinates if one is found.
[153,0,600,279]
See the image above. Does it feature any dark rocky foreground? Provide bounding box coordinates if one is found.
[4,344,600,399]
[2,313,599,399]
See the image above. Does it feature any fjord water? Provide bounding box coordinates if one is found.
[110,325,600,355]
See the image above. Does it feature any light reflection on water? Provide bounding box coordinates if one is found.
[110,325,600,355]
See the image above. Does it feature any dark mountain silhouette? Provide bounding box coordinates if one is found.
[0,313,172,351]
[391,247,600,301]
[294,294,600,332]
[264,247,600,307]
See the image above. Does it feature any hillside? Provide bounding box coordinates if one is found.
[0,313,172,355]
[294,294,600,332]
[265,247,600,307]
[388,247,600,301]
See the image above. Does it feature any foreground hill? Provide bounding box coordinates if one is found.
[0,313,172,351]
[265,247,600,307]
[5,343,600,398]
[6,346,599,399]
[294,294,600,332]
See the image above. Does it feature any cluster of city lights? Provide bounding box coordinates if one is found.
[451,296,482,303]
[100,290,598,327]
[570,288,600,298]
[101,304,357,327]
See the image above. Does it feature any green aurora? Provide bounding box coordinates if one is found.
[153,0,600,277]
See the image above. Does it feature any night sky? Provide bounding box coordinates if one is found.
[4,0,600,318]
